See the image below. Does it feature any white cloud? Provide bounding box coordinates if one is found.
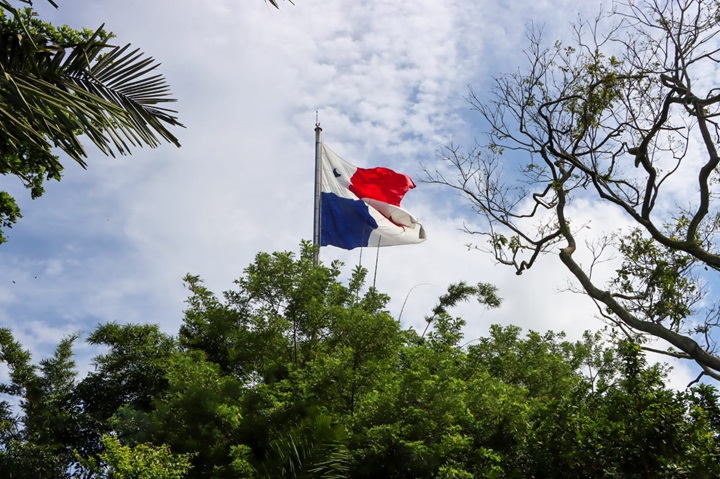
[0,0,706,390]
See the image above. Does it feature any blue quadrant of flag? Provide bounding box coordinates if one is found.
[320,192,378,249]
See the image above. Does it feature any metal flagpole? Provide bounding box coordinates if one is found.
[313,116,323,266]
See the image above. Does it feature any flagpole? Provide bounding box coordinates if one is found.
[313,118,323,266]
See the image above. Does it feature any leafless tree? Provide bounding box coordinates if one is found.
[425,0,720,380]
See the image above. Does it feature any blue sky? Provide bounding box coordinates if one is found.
[0,0,700,386]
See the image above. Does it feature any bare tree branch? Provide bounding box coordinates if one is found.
[426,0,720,378]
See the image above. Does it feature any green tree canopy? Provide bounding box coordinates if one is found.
[1,243,719,478]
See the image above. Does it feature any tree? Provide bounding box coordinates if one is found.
[425,0,720,380]
[178,243,399,477]
[0,328,86,477]
[75,322,180,446]
[0,0,182,242]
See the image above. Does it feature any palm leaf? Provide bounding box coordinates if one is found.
[0,17,182,167]
[263,416,350,479]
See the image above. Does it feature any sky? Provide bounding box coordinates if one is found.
[0,0,701,387]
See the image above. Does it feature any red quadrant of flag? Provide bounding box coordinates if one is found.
[348,167,416,206]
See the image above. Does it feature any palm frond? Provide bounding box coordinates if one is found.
[0,20,182,167]
[1,1,59,10]
[263,417,350,479]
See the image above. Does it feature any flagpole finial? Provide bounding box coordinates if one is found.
[315,110,321,131]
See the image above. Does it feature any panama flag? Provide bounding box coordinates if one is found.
[320,144,427,250]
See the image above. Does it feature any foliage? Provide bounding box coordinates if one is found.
[79,434,194,479]
[0,329,85,478]
[0,1,182,242]
[1,244,719,477]
[424,0,720,379]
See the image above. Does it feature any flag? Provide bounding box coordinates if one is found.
[320,144,427,249]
